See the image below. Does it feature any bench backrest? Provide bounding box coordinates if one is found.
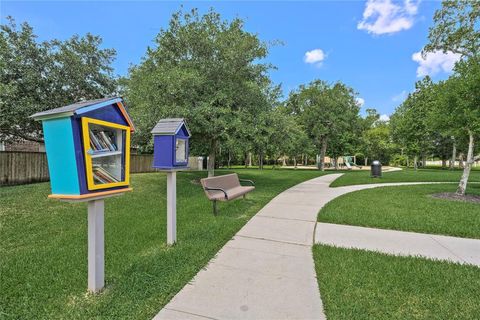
[200,173,241,192]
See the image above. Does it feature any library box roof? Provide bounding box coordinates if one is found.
[32,97,135,132]
[151,118,191,136]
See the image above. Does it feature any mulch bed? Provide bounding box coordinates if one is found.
[430,192,480,204]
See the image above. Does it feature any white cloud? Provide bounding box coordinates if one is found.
[357,0,420,35]
[412,50,461,77]
[304,49,326,66]
[392,90,407,102]
[379,114,390,122]
[356,97,365,107]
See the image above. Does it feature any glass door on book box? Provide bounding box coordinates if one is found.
[81,117,131,190]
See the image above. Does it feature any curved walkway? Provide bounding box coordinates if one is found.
[154,174,479,320]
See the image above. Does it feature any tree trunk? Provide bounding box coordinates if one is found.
[456,132,474,196]
[318,137,328,171]
[441,158,447,169]
[414,155,418,170]
[422,155,427,168]
[459,154,465,169]
[248,152,252,167]
[334,157,339,170]
[294,157,297,168]
[227,151,231,169]
[207,140,217,177]
[244,152,248,168]
[365,157,368,166]
[258,152,263,170]
[282,156,286,166]
[450,139,456,170]
[304,154,308,166]
[406,156,409,168]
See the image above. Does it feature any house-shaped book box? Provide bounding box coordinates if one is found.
[151,118,191,170]
[32,97,135,199]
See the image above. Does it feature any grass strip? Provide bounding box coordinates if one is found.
[318,183,480,238]
[313,244,480,320]
[0,169,326,319]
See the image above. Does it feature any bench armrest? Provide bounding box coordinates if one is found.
[239,179,255,186]
[204,187,228,200]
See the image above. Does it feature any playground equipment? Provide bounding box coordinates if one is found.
[344,156,362,170]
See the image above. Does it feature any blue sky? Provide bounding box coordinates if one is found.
[1,1,459,117]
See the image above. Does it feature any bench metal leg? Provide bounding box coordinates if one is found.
[213,200,217,216]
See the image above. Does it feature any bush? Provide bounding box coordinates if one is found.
[355,153,365,165]
[391,154,408,167]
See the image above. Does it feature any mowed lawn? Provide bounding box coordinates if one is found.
[313,245,480,320]
[329,168,480,187]
[319,183,480,238]
[0,169,327,319]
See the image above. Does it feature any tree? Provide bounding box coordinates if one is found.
[390,77,435,169]
[363,123,393,165]
[286,80,360,171]
[425,0,479,58]
[0,17,117,143]
[124,9,273,176]
[424,0,480,195]
[436,59,480,195]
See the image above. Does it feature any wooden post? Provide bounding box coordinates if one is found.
[166,171,177,245]
[88,199,105,293]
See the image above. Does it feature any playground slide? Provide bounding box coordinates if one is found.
[345,162,352,169]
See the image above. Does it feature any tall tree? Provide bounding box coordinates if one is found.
[0,17,117,143]
[124,9,273,176]
[424,0,479,58]
[390,77,435,169]
[437,59,480,195]
[286,80,359,171]
[424,0,480,195]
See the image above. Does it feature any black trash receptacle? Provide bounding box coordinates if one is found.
[371,160,382,177]
[203,156,208,170]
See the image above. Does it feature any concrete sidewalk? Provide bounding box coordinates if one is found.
[154,174,477,320]
[315,222,480,266]
[153,174,343,320]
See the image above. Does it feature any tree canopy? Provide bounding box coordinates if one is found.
[0,17,117,143]
[124,9,274,176]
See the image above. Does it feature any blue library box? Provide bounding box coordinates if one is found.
[31,97,135,199]
[151,118,191,170]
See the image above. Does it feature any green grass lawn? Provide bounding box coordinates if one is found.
[318,183,480,238]
[313,245,480,320]
[330,168,480,187]
[0,169,327,319]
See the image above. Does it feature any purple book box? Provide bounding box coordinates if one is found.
[151,118,191,170]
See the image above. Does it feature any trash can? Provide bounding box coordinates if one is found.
[371,160,382,178]
[203,156,208,170]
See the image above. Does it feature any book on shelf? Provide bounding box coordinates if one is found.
[92,165,120,184]
[89,128,118,153]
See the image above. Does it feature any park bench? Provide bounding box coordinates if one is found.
[200,173,255,215]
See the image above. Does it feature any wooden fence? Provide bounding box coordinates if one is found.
[0,152,203,186]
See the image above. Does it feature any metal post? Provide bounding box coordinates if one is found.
[88,199,104,293]
[166,171,177,245]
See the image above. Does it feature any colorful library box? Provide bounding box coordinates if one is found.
[151,118,191,170]
[32,97,135,199]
